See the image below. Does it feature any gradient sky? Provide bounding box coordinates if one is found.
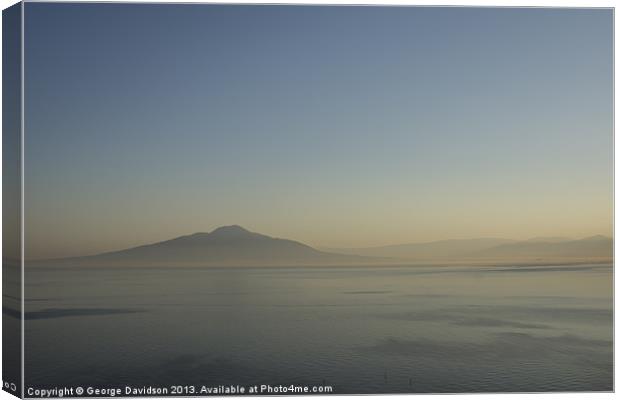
[23,4,613,259]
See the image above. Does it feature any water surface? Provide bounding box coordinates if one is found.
[21,264,613,393]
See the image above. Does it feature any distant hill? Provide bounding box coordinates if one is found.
[470,235,613,261]
[35,228,612,267]
[41,225,375,267]
[324,238,517,260]
[326,235,613,263]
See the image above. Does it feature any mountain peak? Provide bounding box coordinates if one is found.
[68,224,368,267]
[210,225,252,236]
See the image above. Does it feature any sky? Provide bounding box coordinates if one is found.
[23,4,613,259]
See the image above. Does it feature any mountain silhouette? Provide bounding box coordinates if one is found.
[326,235,612,263]
[471,235,613,260]
[36,228,612,267]
[50,225,373,267]
[323,238,516,260]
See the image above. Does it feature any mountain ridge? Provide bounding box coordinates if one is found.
[33,227,612,267]
[40,225,376,267]
[325,235,612,262]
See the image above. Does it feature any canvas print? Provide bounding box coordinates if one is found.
[2,2,614,397]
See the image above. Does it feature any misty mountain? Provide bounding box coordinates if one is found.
[324,238,517,260]
[326,235,612,263]
[470,235,613,260]
[36,228,612,267]
[48,225,374,267]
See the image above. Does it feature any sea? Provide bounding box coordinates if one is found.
[19,263,613,394]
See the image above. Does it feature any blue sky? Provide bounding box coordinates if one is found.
[23,4,613,258]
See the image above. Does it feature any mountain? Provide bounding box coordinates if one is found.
[471,235,613,261]
[324,238,517,260]
[45,225,374,267]
[326,235,612,263]
[36,228,612,267]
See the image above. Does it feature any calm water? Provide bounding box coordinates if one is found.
[22,264,613,394]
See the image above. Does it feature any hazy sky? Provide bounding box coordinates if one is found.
[24,4,612,259]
